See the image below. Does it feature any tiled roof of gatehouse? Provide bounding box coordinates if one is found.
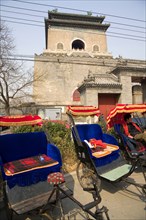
[78,73,122,91]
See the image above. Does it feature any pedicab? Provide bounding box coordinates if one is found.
[66,109,146,201]
[65,106,110,220]
[0,114,110,220]
[107,104,146,162]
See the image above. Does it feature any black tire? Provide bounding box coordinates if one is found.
[142,184,146,194]
[96,213,105,220]
[95,209,110,220]
[76,161,101,192]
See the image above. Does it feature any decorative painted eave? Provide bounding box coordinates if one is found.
[46,18,110,31]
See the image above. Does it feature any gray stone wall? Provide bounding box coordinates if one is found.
[141,80,146,103]
[132,85,143,104]
[119,75,132,104]
[84,88,98,106]
[34,54,146,112]
[34,55,115,105]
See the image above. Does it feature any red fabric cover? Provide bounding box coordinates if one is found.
[47,172,65,185]
[0,115,42,126]
[107,104,146,128]
[89,139,107,149]
[67,105,101,116]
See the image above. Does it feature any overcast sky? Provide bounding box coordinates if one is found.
[1,0,146,69]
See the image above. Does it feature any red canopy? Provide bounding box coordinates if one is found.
[0,115,42,126]
[67,106,101,116]
[107,104,146,129]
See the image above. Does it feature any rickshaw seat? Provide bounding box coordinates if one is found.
[114,123,145,152]
[0,131,62,188]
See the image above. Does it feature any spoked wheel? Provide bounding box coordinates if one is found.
[142,184,146,194]
[76,161,101,192]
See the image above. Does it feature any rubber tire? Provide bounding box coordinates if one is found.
[142,184,146,194]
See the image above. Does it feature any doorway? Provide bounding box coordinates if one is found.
[98,94,119,119]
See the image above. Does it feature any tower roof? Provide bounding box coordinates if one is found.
[48,11,105,23]
[45,11,110,31]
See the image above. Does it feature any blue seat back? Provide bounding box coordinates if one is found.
[114,124,138,151]
[0,132,48,163]
[75,124,103,142]
[114,123,126,144]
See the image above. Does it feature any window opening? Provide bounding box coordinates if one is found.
[57,43,63,50]
[72,40,85,50]
[73,89,80,101]
[93,45,99,52]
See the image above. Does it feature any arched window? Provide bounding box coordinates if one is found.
[72,39,85,50]
[73,89,80,101]
[57,43,63,50]
[93,45,99,52]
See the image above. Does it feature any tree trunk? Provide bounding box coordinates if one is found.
[5,105,10,115]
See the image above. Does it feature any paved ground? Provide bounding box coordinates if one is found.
[0,167,146,220]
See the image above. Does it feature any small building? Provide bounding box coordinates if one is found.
[33,11,146,119]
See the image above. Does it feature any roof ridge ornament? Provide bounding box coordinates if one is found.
[83,71,95,82]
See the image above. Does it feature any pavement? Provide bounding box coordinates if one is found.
[0,167,146,220]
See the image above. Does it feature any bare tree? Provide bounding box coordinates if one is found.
[0,22,34,115]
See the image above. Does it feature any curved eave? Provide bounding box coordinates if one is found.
[48,12,105,23]
[46,19,110,31]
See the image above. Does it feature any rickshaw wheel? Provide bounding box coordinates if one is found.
[95,213,105,220]
[142,184,146,194]
[76,161,101,192]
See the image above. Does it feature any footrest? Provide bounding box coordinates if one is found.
[100,164,132,181]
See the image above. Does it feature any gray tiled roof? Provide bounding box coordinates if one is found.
[77,74,122,91]
[94,74,120,85]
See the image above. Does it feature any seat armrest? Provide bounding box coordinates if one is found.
[47,143,62,167]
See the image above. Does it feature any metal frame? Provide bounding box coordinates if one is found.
[40,180,110,220]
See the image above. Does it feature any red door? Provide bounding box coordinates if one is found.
[98,94,119,119]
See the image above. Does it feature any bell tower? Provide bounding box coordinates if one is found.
[44,12,111,56]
